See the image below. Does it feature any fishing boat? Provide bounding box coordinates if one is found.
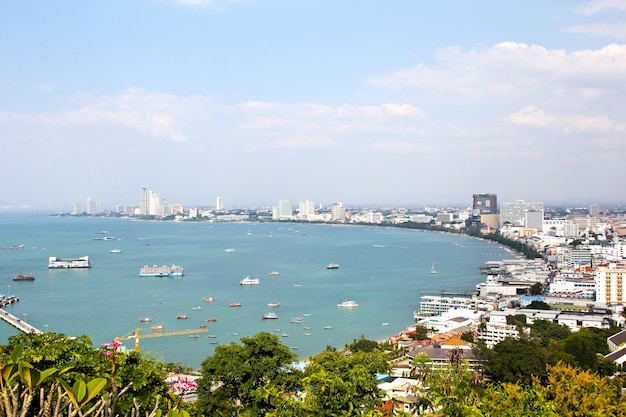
[176,314,188,320]
[206,317,217,322]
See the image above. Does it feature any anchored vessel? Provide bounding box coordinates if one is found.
[240,276,260,285]
[139,264,184,277]
[48,256,91,269]
[13,273,35,281]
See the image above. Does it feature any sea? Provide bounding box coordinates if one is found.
[0,211,512,369]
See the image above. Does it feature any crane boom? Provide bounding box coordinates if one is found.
[115,328,209,352]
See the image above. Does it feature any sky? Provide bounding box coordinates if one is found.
[1,0,625,210]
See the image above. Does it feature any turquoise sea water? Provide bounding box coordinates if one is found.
[0,212,511,369]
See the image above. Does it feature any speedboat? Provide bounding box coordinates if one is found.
[326,263,340,269]
[192,306,203,310]
[262,312,278,319]
[268,271,280,276]
[240,276,260,285]
[337,300,359,308]
[138,317,152,322]
[230,301,242,307]
[268,301,280,307]
[291,317,304,323]
[110,249,122,254]
[203,295,215,302]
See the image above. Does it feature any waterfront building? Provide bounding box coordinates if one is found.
[499,200,544,227]
[215,196,223,211]
[330,202,346,222]
[72,203,82,215]
[472,193,497,215]
[298,200,315,220]
[278,199,293,220]
[140,186,148,215]
[436,212,454,223]
[416,295,488,317]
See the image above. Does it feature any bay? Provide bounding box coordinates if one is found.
[0,212,511,369]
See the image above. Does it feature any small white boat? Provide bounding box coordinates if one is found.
[268,301,280,307]
[326,263,340,269]
[430,262,438,274]
[268,271,280,276]
[225,248,235,253]
[192,306,203,310]
[151,323,164,331]
[262,312,278,319]
[138,317,152,322]
[110,249,122,254]
[203,295,215,302]
[240,276,260,285]
[338,300,359,308]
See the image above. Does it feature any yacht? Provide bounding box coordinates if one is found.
[268,301,280,307]
[337,300,359,308]
[326,263,340,269]
[240,276,260,285]
[261,312,278,319]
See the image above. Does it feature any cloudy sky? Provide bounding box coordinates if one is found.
[1,0,625,210]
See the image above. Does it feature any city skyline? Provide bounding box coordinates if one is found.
[1,1,626,208]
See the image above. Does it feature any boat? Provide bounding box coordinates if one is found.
[93,236,115,241]
[326,263,340,269]
[48,256,91,269]
[382,322,390,326]
[229,302,242,307]
[192,306,203,310]
[338,300,359,308]
[189,334,199,338]
[430,262,438,274]
[302,313,311,317]
[268,271,280,276]
[138,317,152,322]
[2,244,24,250]
[199,324,207,328]
[207,334,217,338]
[262,312,278,319]
[240,276,260,285]
[203,295,215,302]
[210,340,218,344]
[291,317,304,323]
[151,323,164,331]
[324,326,333,330]
[206,317,217,322]
[281,333,289,337]
[268,301,280,307]
[139,264,184,277]
[110,249,122,254]
[304,333,312,336]
[13,273,35,281]
[176,314,188,320]
[225,248,235,253]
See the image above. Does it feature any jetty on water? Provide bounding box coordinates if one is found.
[0,308,42,335]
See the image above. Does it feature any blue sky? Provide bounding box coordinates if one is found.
[1,0,625,209]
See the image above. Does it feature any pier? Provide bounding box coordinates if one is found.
[0,308,42,334]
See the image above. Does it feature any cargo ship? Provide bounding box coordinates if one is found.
[139,264,184,277]
[48,256,91,269]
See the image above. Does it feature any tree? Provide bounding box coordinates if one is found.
[347,335,380,353]
[524,300,551,310]
[484,338,546,385]
[195,332,298,416]
[529,282,543,295]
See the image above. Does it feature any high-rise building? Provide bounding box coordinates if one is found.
[298,200,315,219]
[525,209,544,230]
[216,196,223,211]
[278,200,293,219]
[140,186,148,215]
[72,203,82,215]
[589,203,600,217]
[500,200,544,227]
[472,193,498,215]
[330,202,346,222]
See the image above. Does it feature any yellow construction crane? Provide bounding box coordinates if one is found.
[115,327,209,352]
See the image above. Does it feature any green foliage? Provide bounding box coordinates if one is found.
[347,335,381,353]
[484,338,546,385]
[529,282,543,295]
[523,300,551,310]
[195,332,298,416]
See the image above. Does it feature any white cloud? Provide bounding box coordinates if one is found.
[565,23,626,39]
[575,0,626,16]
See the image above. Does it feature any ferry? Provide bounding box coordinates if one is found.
[240,276,260,285]
[13,273,35,281]
[262,312,278,319]
[48,256,91,269]
[139,264,184,277]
